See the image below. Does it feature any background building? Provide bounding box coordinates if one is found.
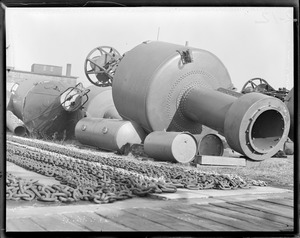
[6,63,78,89]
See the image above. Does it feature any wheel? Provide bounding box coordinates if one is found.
[241,78,275,94]
[84,46,121,87]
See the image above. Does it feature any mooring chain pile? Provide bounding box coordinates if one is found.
[6,136,266,189]
[7,142,178,204]
[7,172,89,203]
[7,135,267,191]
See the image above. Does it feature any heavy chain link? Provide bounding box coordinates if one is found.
[6,135,265,204]
[7,141,176,204]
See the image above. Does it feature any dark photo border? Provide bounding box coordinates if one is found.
[0,0,299,237]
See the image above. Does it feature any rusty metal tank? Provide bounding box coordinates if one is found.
[112,41,290,161]
[75,118,146,151]
[83,85,121,119]
[9,79,88,138]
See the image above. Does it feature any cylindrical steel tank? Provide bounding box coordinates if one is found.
[83,86,121,119]
[6,110,26,136]
[197,134,224,156]
[113,41,234,134]
[85,85,111,103]
[144,131,197,163]
[9,79,85,138]
[182,87,289,160]
[75,118,146,151]
[112,41,290,161]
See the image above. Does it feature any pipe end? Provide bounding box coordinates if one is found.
[14,126,27,136]
[224,93,290,161]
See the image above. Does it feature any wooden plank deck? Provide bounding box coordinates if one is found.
[63,212,134,231]
[125,208,207,231]
[6,194,294,232]
[258,198,294,207]
[211,202,294,227]
[6,218,45,231]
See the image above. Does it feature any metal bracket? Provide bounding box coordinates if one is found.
[177,49,193,65]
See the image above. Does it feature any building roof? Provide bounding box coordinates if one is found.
[6,67,78,79]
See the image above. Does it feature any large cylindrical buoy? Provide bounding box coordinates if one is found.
[112,41,290,161]
[83,86,121,119]
[75,118,146,151]
[144,131,197,163]
[9,79,87,138]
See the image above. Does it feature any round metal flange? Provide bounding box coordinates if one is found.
[246,106,283,154]
[224,93,290,161]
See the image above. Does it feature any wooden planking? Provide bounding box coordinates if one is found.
[188,204,275,231]
[163,205,251,231]
[30,214,85,231]
[230,200,294,219]
[96,210,174,231]
[63,212,134,231]
[159,206,240,231]
[258,198,294,207]
[6,218,45,231]
[126,208,207,231]
[212,202,293,227]
[195,204,287,231]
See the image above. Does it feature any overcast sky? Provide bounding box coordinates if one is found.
[6,7,294,91]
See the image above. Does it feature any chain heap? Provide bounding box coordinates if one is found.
[7,142,178,204]
[7,172,94,203]
[7,135,266,204]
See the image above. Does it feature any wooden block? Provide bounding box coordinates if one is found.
[195,155,246,166]
[148,189,209,200]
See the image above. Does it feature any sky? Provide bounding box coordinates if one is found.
[6,7,294,91]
